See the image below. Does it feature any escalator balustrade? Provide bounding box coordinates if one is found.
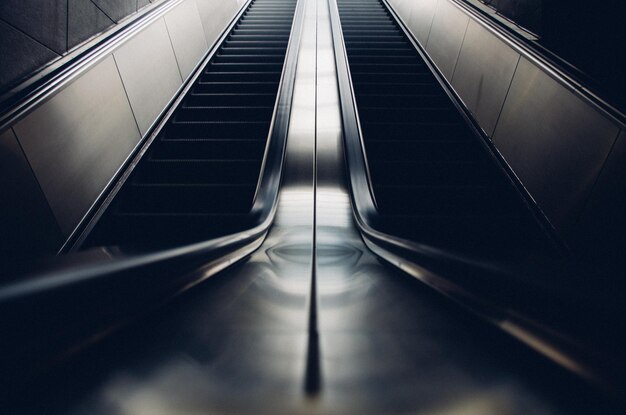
[85,0,297,250]
[337,0,555,258]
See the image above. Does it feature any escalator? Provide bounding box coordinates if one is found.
[80,0,298,251]
[336,0,558,259]
[0,0,301,397]
[1,0,625,412]
[331,0,626,394]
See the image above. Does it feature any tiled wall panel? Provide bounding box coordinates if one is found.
[164,0,208,79]
[425,0,469,80]
[113,18,183,134]
[0,128,63,256]
[451,20,519,135]
[13,56,141,234]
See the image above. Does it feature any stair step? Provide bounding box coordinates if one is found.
[185,93,276,107]
[116,184,256,214]
[165,121,270,139]
[151,139,266,160]
[133,160,262,185]
[176,106,275,122]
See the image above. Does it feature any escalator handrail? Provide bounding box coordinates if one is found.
[446,0,625,125]
[62,0,256,252]
[327,0,623,395]
[0,0,306,382]
[0,0,187,131]
[1,0,306,303]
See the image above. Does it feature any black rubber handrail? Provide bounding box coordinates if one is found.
[0,0,306,392]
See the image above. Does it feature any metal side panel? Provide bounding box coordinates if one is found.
[164,0,208,80]
[493,57,620,232]
[394,0,412,17]
[113,17,183,135]
[0,128,63,256]
[574,129,626,257]
[451,19,519,136]
[196,0,240,45]
[407,0,439,46]
[13,55,140,236]
[425,0,468,80]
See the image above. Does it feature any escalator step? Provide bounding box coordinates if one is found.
[133,160,262,185]
[338,0,547,255]
[150,139,266,160]
[184,93,276,107]
[85,0,297,250]
[175,106,275,122]
[116,184,256,214]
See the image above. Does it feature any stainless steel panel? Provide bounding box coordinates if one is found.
[451,20,519,136]
[114,18,182,135]
[14,56,141,235]
[0,128,62,255]
[196,0,239,45]
[573,129,626,257]
[164,0,208,79]
[426,0,469,80]
[493,57,620,231]
[407,0,439,46]
[195,0,219,43]
[393,0,412,18]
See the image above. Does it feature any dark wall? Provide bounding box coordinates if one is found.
[0,0,160,95]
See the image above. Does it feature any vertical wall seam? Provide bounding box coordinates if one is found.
[573,128,623,229]
[450,16,470,82]
[163,16,185,82]
[191,0,209,46]
[112,54,143,137]
[9,126,64,238]
[424,0,440,49]
[490,54,520,140]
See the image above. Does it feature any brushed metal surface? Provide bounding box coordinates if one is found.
[452,19,519,136]
[406,0,439,45]
[493,57,620,231]
[164,0,208,79]
[426,0,469,80]
[113,18,182,135]
[196,0,239,45]
[0,128,62,257]
[14,56,141,235]
[393,0,412,18]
